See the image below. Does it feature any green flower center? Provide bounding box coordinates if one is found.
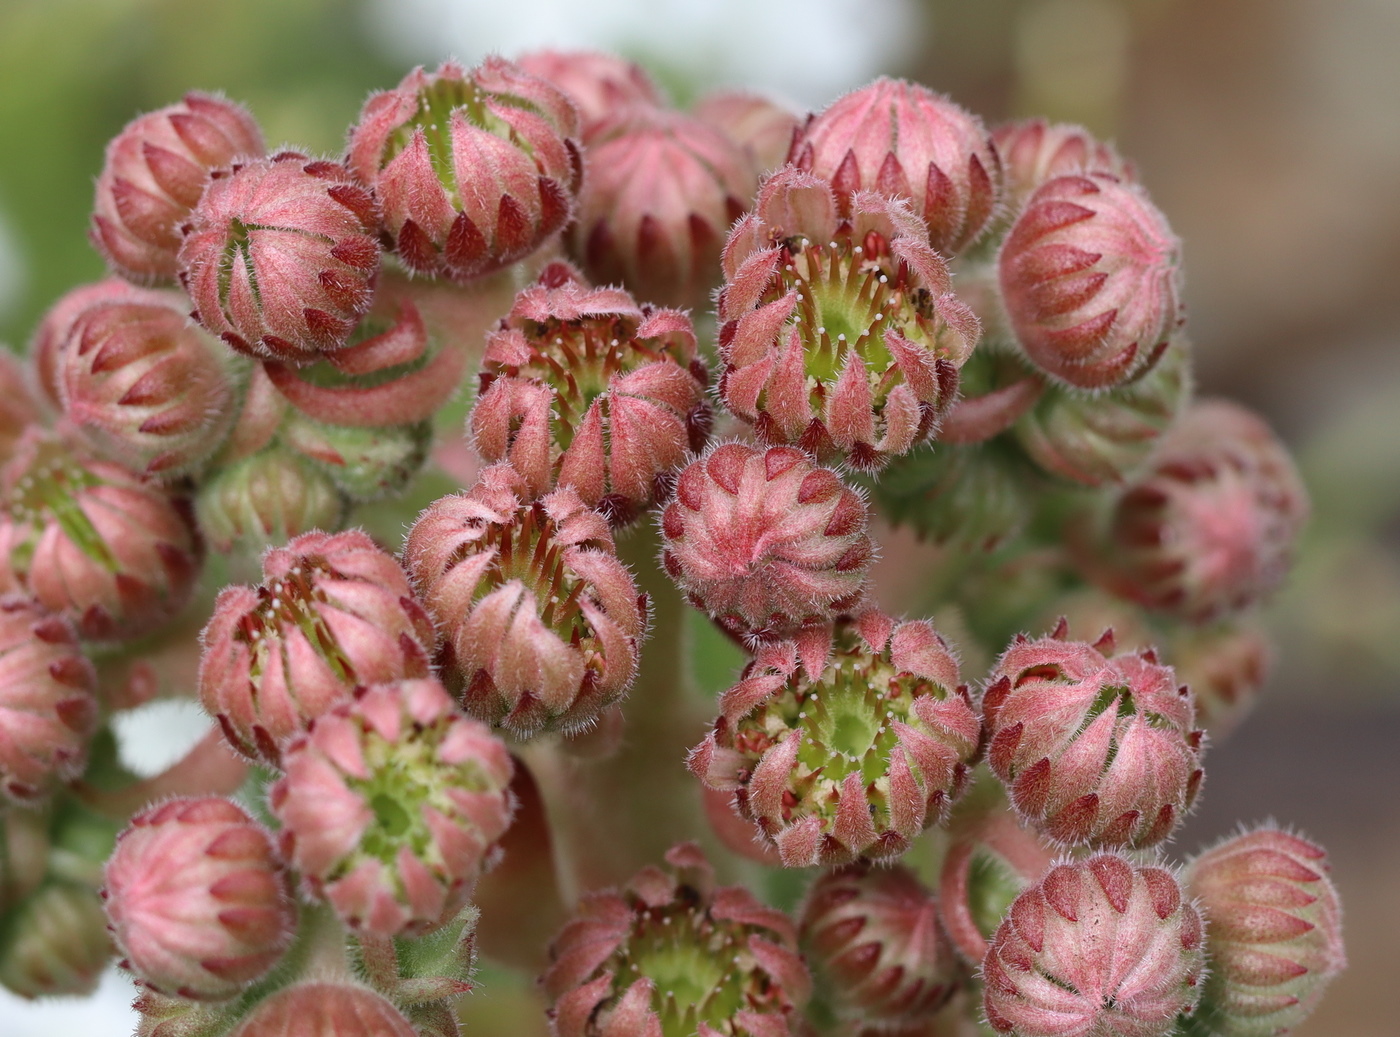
[3,440,115,574]
[471,501,593,639]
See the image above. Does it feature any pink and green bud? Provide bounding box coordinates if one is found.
[690,613,980,866]
[30,279,161,407]
[661,443,874,641]
[542,842,811,1037]
[282,413,430,503]
[0,880,112,998]
[102,797,294,1000]
[91,92,265,283]
[469,264,709,523]
[571,108,757,311]
[873,442,1032,551]
[0,596,98,802]
[347,58,582,282]
[694,91,801,175]
[1168,621,1273,741]
[1088,400,1309,624]
[1185,826,1345,1037]
[982,853,1205,1037]
[55,291,239,477]
[178,152,381,362]
[516,49,665,143]
[800,862,963,1026]
[403,467,647,736]
[0,428,202,641]
[226,981,419,1037]
[270,678,514,937]
[198,528,435,763]
[194,446,346,553]
[999,172,1182,390]
[1015,337,1192,487]
[716,168,976,470]
[992,119,1133,211]
[983,626,1205,849]
[790,77,1002,256]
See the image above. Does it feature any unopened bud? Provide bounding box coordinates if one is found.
[227,981,418,1037]
[1168,621,1273,741]
[0,880,111,998]
[992,118,1133,211]
[282,414,430,503]
[694,90,801,174]
[874,442,1032,551]
[516,49,664,143]
[194,446,346,553]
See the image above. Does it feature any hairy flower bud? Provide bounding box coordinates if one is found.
[195,446,346,552]
[982,853,1205,1037]
[30,279,167,407]
[790,77,1001,255]
[716,169,975,469]
[999,172,1182,390]
[1168,622,1273,740]
[92,92,265,282]
[800,862,962,1025]
[694,91,801,174]
[516,49,664,142]
[691,613,979,866]
[178,152,381,362]
[198,529,435,763]
[0,880,111,998]
[1088,401,1309,624]
[992,119,1133,211]
[571,108,757,310]
[55,292,239,477]
[543,842,810,1037]
[347,58,582,281]
[271,679,513,936]
[470,265,709,522]
[1185,826,1345,1037]
[0,429,201,640]
[282,413,430,503]
[404,468,646,736]
[873,442,1032,551]
[983,627,1205,849]
[103,797,294,1000]
[661,443,873,640]
[0,596,97,802]
[227,982,418,1037]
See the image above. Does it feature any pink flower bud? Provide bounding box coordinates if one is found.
[271,679,513,937]
[983,627,1205,849]
[570,108,758,310]
[999,172,1182,390]
[178,152,381,362]
[1089,401,1308,624]
[800,862,963,1026]
[694,91,801,174]
[91,92,265,283]
[0,429,202,641]
[403,467,647,736]
[55,292,238,477]
[690,614,979,866]
[992,119,1133,211]
[194,446,346,553]
[543,843,810,1037]
[516,49,664,142]
[198,528,435,763]
[0,880,111,998]
[103,797,294,1000]
[790,77,1002,256]
[982,854,1205,1037]
[1186,826,1345,1037]
[469,264,709,523]
[1168,622,1272,741]
[660,443,874,640]
[347,59,581,282]
[716,169,975,470]
[0,596,97,802]
[29,279,157,407]
[227,982,419,1037]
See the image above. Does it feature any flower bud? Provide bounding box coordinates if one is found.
[516,49,664,142]
[1090,400,1309,624]
[992,119,1133,211]
[1185,826,1345,1037]
[543,843,810,1037]
[469,264,709,522]
[347,58,582,282]
[282,413,430,503]
[800,862,962,1026]
[1,808,50,914]
[55,292,239,477]
[227,982,418,1037]
[716,169,975,470]
[0,596,98,802]
[0,353,41,458]
[29,279,158,407]
[691,613,979,866]
[982,853,1205,1037]
[1015,337,1192,487]
[198,528,435,763]
[791,77,1001,255]
[999,172,1182,390]
[91,92,265,283]
[570,108,757,310]
[178,152,381,362]
[0,429,201,641]
[660,443,874,640]
[873,442,1032,551]
[983,627,1204,849]
[1168,621,1272,741]
[0,880,112,998]
[403,468,646,736]
[271,679,514,936]
[694,90,801,174]
[103,797,294,1000]
[194,446,346,553]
